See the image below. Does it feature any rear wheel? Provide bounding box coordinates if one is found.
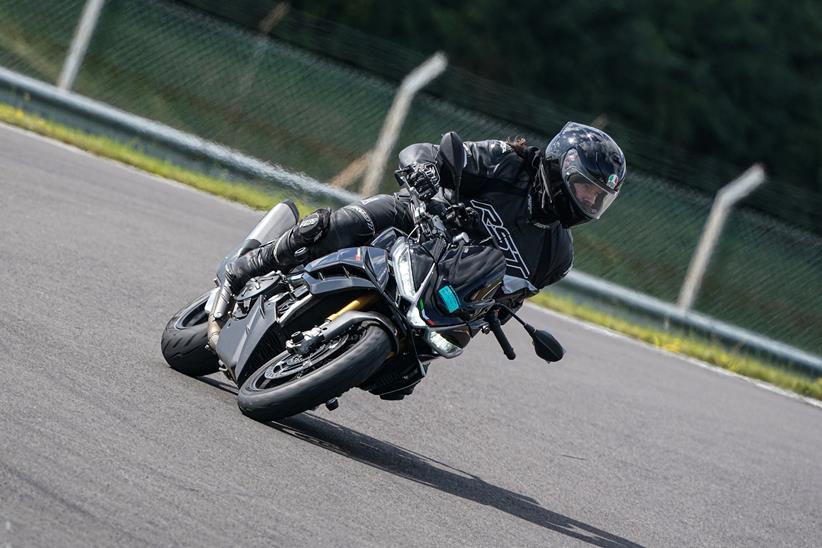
[237,325,391,421]
[161,291,220,376]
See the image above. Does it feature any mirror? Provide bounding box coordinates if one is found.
[438,131,466,191]
[530,329,565,363]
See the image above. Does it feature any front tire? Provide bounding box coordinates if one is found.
[161,291,220,376]
[237,325,391,421]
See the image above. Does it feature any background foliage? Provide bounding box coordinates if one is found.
[176,0,822,234]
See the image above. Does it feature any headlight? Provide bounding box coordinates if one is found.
[391,238,416,300]
[406,302,427,327]
[426,330,463,358]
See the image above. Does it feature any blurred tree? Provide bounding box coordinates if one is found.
[173,0,822,230]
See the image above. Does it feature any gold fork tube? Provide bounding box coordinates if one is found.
[326,292,379,321]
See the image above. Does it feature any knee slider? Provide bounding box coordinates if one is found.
[294,208,331,247]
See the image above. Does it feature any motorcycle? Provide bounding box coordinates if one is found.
[161,132,564,421]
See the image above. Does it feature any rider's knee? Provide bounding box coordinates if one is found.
[292,208,332,247]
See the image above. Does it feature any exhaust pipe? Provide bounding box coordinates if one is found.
[207,282,233,352]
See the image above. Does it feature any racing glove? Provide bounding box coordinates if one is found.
[406,162,440,200]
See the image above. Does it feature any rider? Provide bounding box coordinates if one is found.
[224,122,626,309]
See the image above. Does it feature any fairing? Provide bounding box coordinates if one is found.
[218,245,391,383]
[305,246,390,290]
[217,293,286,383]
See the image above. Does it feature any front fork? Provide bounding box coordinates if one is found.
[285,292,388,355]
[326,293,380,321]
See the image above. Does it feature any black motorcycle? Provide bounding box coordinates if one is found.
[161,132,564,421]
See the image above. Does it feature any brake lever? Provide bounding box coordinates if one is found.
[393,166,413,186]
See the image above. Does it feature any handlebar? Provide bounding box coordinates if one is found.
[394,166,477,238]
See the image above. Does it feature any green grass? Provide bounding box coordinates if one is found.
[0,103,315,216]
[2,102,820,402]
[531,292,822,401]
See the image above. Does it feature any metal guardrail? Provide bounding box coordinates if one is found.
[559,271,822,374]
[0,66,360,205]
[1,65,820,375]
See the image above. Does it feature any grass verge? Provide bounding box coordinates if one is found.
[532,292,822,401]
[3,103,821,402]
[0,103,317,216]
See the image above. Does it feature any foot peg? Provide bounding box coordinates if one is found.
[325,398,339,411]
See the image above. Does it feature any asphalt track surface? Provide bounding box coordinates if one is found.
[1,123,821,547]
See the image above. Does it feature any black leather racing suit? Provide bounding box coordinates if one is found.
[224,139,574,300]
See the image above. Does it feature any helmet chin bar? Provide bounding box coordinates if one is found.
[528,163,558,227]
[554,189,592,228]
[530,158,591,229]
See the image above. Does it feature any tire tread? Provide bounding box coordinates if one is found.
[161,292,219,377]
[237,326,391,421]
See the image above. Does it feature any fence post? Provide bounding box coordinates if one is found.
[222,3,289,143]
[360,53,447,197]
[57,0,106,91]
[677,164,766,312]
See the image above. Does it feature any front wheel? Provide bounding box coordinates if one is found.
[161,291,220,376]
[237,325,392,421]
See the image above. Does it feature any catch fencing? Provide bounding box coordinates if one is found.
[1,0,820,360]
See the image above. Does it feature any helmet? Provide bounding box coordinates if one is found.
[530,122,626,228]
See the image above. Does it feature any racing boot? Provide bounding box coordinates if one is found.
[223,208,332,294]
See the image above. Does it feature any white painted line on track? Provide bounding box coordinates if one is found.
[5,120,819,412]
[525,302,822,411]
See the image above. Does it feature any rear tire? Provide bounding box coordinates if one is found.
[237,325,391,421]
[161,291,220,377]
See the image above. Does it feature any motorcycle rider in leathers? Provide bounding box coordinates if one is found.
[223,122,627,327]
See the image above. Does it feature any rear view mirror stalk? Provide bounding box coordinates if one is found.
[492,304,565,363]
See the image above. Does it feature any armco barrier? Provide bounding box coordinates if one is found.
[557,271,822,374]
[0,66,359,205]
[1,65,820,375]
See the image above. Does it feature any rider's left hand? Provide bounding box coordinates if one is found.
[406,162,441,200]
